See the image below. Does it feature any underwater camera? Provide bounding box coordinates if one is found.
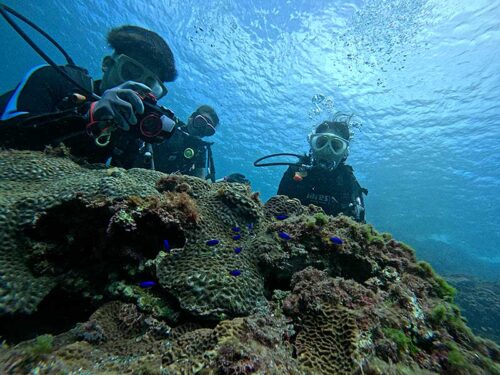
[135,92,176,144]
[85,91,177,147]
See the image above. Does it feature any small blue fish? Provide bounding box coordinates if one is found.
[278,231,291,240]
[206,239,220,246]
[139,281,156,288]
[230,269,241,276]
[232,234,241,240]
[163,239,171,252]
[330,236,343,245]
[234,247,242,254]
[275,214,288,220]
[247,223,254,230]
[231,227,241,233]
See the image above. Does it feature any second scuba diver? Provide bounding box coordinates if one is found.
[277,116,367,222]
[255,114,367,222]
[149,105,220,180]
[0,22,177,168]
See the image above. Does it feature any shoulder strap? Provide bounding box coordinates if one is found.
[205,143,216,182]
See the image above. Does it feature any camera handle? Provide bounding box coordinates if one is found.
[143,143,155,170]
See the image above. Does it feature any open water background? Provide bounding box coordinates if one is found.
[1,0,499,279]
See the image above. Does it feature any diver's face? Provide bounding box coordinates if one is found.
[309,131,349,169]
[100,56,122,91]
[187,112,216,137]
[100,55,168,98]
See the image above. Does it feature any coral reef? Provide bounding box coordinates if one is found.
[0,150,499,374]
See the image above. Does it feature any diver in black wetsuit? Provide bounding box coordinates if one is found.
[151,105,220,180]
[277,118,367,222]
[0,24,177,168]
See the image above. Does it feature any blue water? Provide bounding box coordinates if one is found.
[2,0,499,279]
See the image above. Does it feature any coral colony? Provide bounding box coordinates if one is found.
[0,150,498,374]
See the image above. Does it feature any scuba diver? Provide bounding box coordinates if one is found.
[148,105,219,180]
[0,4,178,169]
[255,115,367,222]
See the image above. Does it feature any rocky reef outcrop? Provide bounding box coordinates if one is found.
[447,275,500,344]
[0,149,498,374]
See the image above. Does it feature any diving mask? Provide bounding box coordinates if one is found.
[309,133,349,167]
[192,114,216,136]
[111,54,168,99]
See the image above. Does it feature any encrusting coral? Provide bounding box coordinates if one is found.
[0,150,499,374]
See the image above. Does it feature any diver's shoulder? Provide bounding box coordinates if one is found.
[341,162,353,170]
[20,64,88,82]
[284,164,299,174]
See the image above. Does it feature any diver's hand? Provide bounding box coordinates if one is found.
[89,81,151,130]
[349,197,365,223]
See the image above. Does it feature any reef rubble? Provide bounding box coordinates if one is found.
[0,149,498,374]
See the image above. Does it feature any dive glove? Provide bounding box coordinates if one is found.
[88,81,151,131]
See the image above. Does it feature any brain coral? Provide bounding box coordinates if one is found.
[156,175,269,319]
[295,303,358,374]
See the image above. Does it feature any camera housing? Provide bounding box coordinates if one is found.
[135,93,176,144]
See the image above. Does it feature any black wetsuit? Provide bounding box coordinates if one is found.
[0,64,141,168]
[277,163,367,222]
[151,123,212,178]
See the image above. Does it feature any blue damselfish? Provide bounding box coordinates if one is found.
[163,239,171,251]
[330,236,343,245]
[139,281,156,288]
[278,231,291,240]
